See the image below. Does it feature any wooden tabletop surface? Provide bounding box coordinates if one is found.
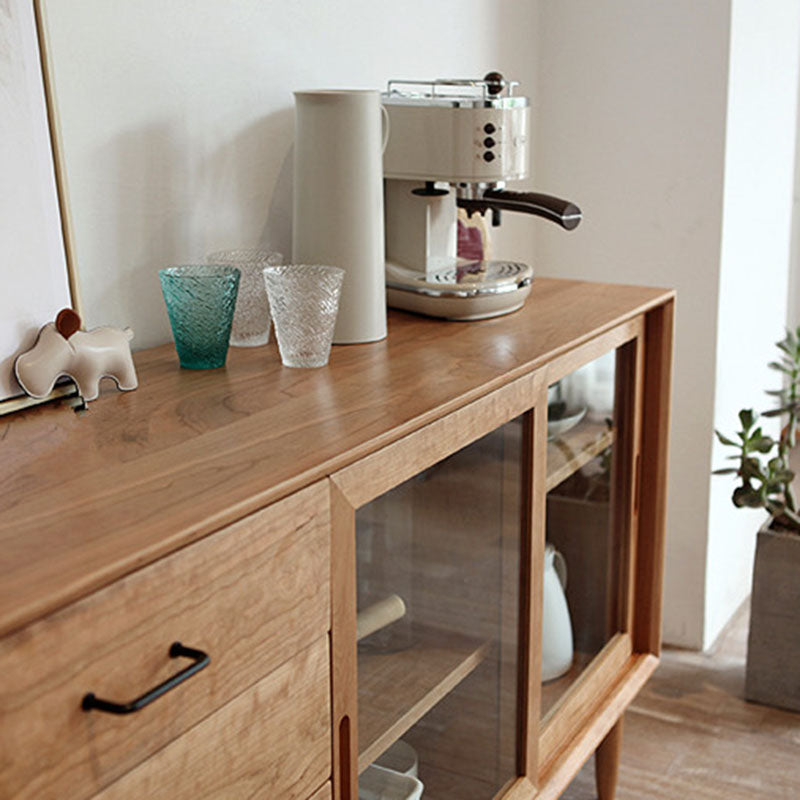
[0,278,673,637]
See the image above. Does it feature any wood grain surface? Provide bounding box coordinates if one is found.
[562,605,800,800]
[495,777,538,800]
[329,479,358,800]
[357,628,488,773]
[0,278,672,638]
[308,783,333,800]
[332,371,540,510]
[595,718,624,800]
[536,654,658,800]
[521,402,547,780]
[546,421,615,493]
[540,634,634,774]
[633,300,675,657]
[93,636,331,800]
[0,482,329,800]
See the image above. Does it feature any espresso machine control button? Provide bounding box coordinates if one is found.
[483,151,496,162]
[483,122,496,134]
[483,137,496,148]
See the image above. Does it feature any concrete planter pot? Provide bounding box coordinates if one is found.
[746,521,800,713]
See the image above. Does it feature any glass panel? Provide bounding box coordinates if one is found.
[541,349,626,719]
[356,417,524,799]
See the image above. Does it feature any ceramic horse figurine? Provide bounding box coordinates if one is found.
[15,309,137,402]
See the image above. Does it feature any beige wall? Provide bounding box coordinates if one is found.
[41,0,539,349]
[532,0,800,648]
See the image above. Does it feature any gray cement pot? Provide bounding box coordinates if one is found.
[746,522,800,713]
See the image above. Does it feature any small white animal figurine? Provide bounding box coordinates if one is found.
[15,309,138,402]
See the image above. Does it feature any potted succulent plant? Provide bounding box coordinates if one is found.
[714,327,800,712]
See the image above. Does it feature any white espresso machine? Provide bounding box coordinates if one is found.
[382,72,581,320]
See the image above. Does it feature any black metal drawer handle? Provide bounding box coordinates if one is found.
[81,642,210,715]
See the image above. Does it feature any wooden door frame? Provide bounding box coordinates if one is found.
[329,369,544,799]
[536,317,644,775]
[536,300,674,797]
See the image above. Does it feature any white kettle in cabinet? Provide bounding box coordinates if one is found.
[542,543,574,681]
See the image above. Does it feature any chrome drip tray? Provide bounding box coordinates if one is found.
[385,260,534,321]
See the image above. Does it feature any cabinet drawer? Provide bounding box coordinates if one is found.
[94,636,331,800]
[0,481,330,800]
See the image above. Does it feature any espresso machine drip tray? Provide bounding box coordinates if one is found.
[385,260,534,321]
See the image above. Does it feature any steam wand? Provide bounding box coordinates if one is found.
[457,189,582,231]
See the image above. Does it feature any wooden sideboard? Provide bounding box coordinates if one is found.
[0,278,674,800]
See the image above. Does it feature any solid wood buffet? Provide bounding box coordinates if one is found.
[0,278,673,800]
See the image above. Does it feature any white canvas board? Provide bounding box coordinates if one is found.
[0,0,71,401]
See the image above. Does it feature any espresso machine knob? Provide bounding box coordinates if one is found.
[484,71,505,95]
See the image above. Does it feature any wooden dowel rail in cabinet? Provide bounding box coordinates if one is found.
[0,278,674,800]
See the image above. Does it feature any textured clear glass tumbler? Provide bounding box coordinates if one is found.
[159,265,240,369]
[263,265,344,368]
[206,249,283,347]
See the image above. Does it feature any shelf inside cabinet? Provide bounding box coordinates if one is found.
[546,420,614,492]
[407,764,496,800]
[357,626,488,773]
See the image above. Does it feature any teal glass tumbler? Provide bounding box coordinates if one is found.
[159,265,240,369]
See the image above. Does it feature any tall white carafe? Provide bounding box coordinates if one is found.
[293,90,387,344]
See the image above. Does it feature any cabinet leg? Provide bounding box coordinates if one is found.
[595,717,624,800]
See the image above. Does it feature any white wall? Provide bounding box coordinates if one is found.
[42,0,539,349]
[706,0,800,647]
[533,0,800,648]
[533,1,732,648]
[789,68,800,340]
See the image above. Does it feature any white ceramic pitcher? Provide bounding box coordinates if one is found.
[542,543,574,681]
[293,89,388,344]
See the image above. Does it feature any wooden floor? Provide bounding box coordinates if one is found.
[562,602,800,799]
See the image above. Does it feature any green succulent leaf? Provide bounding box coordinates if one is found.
[740,458,764,480]
[715,430,738,447]
[733,485,763,508]
[711,331,800,533]
[738,409,756,430]
[769,361,792,374]
[752,435,776,453]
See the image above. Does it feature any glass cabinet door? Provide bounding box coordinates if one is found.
[355,415,526,799]
[540,341,638,738]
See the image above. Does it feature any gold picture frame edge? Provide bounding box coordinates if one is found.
[0,0,84,417]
